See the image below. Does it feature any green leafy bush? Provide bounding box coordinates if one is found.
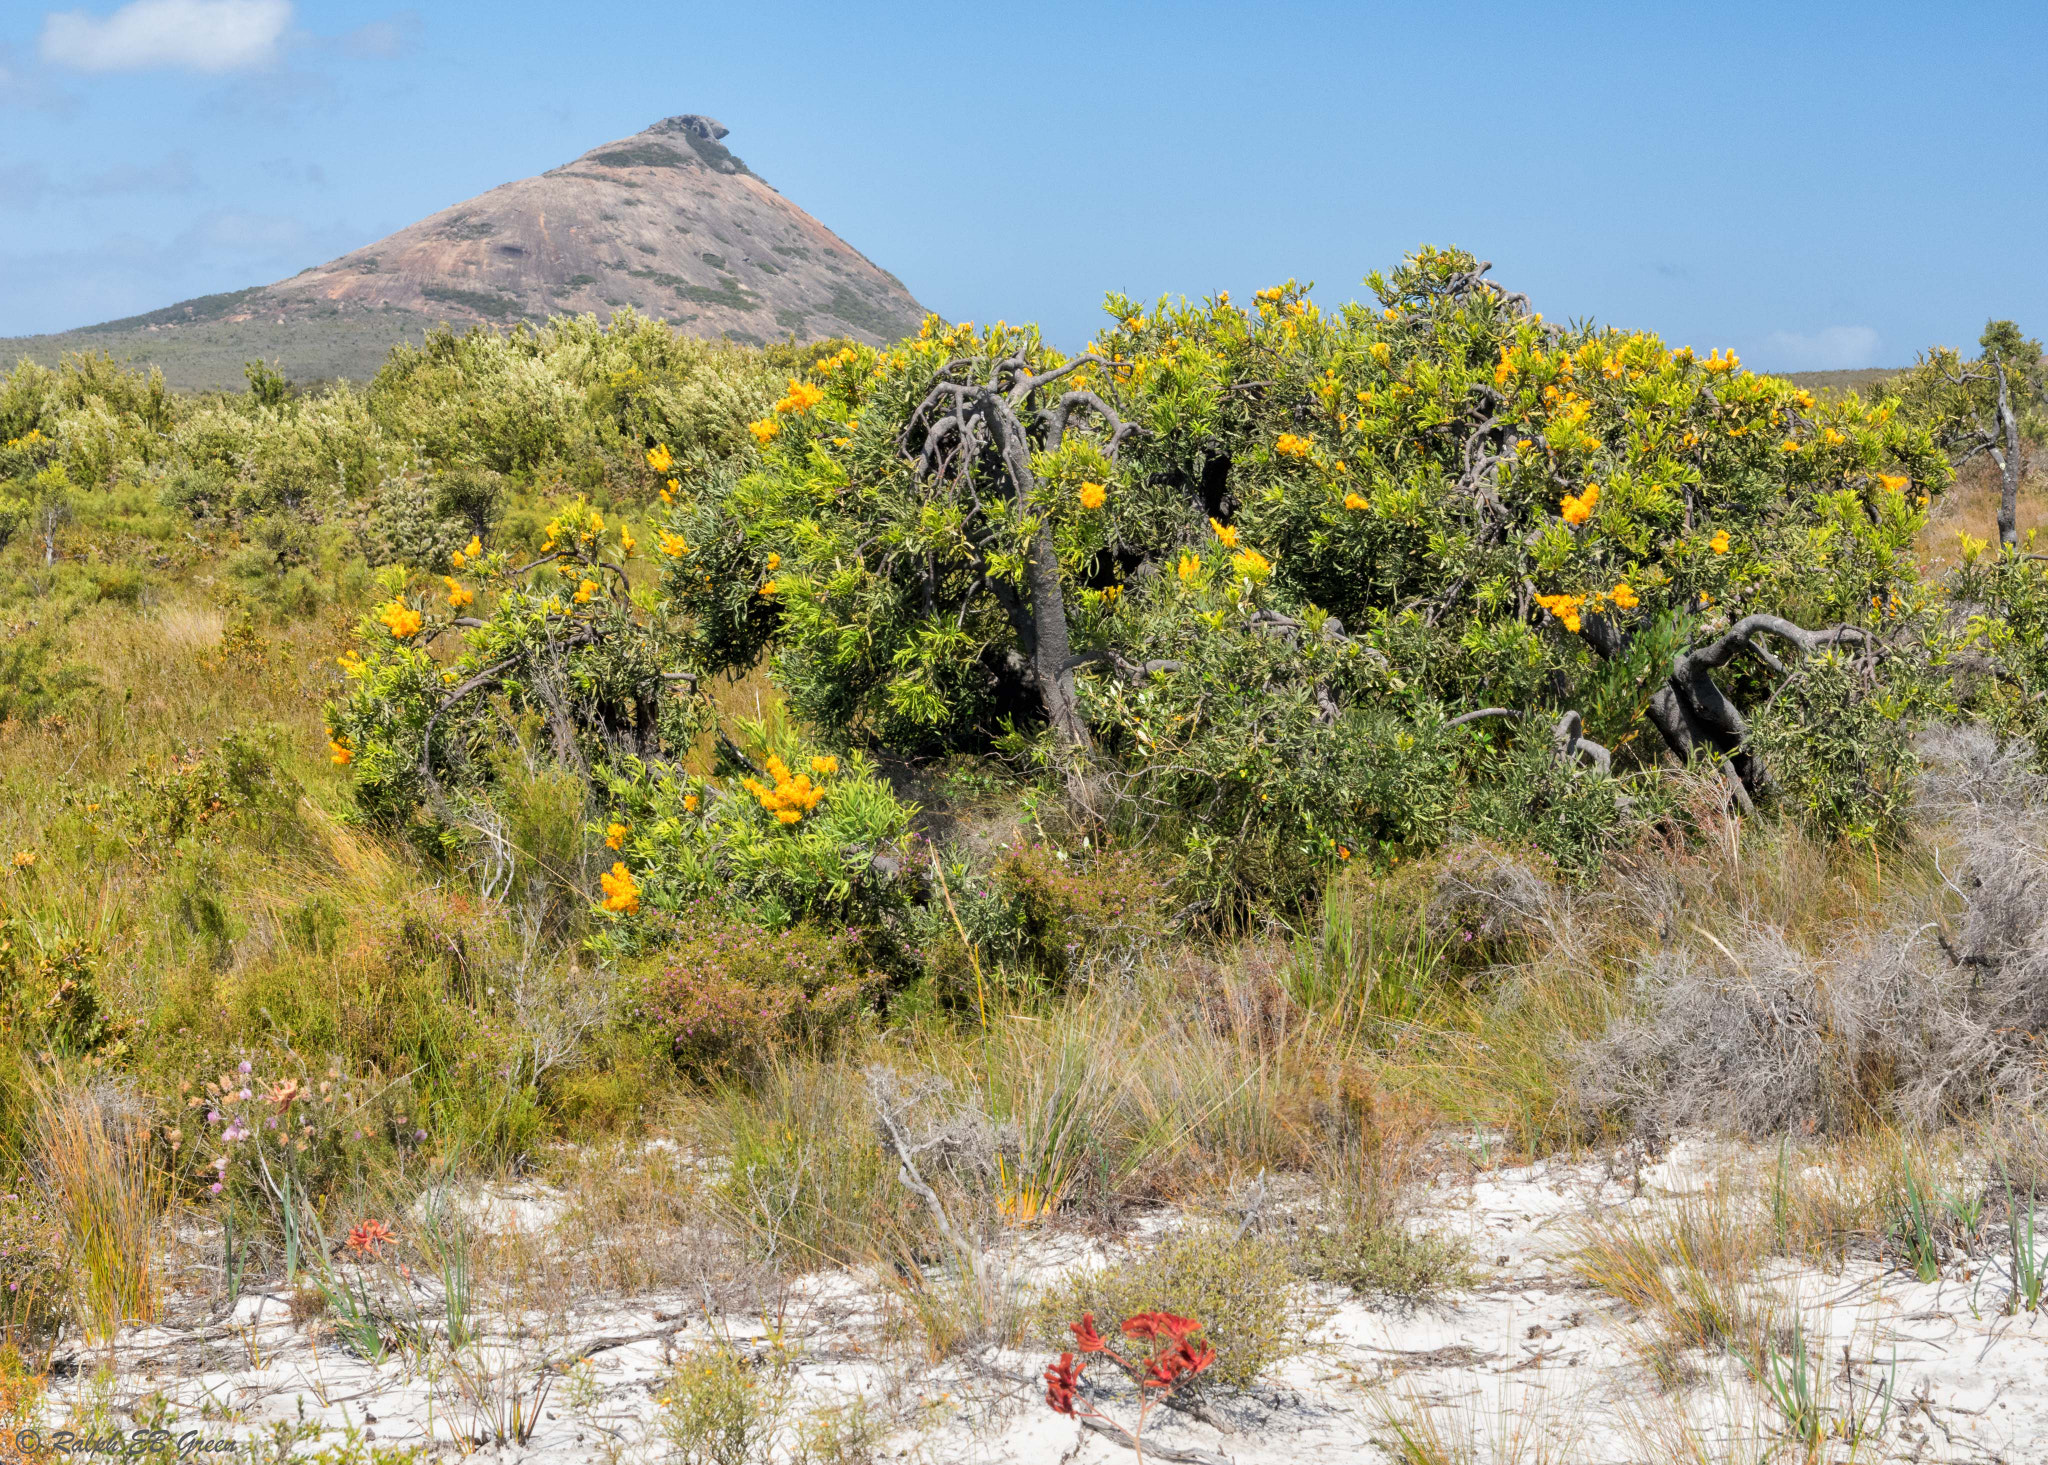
[635,905,883,1076]
[661,248,1948,904]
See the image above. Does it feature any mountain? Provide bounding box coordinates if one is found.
[0,115,930,391]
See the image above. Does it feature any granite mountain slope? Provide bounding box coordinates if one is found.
[1,115,928,388]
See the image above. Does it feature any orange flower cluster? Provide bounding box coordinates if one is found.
[1560,483,1600,526]
[600,862,640,915]
[377,602,423,639]
[1535,591,1587,634]
[742,754,827,825]
[1078,481,1107,510]
[774,379,825,414]
[1274,433,1313,458]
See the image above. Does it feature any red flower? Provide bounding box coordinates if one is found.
[1144,1338,1218,1390]
[1044,1352,1085,1415]
[1120,1311,1203,1345]
[345,1218,395,1257]
[1070,1312,1109,1353]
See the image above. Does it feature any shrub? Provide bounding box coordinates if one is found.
[1031,1227,1308,1391]
[0,1188,65,1348]
[636,906,884,1076]
[1748,650,1918,844]
[661,247,1950,907]
[0,931,129,1061]
[916,837,1170,1001]
[171,1052,415,1252]
[656,1344,788,1465]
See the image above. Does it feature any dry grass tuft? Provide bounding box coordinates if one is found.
[1569,1181,1783,1387]
[23,1073,169,1339]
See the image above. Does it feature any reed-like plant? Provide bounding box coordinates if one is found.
[23,1073,169,1339]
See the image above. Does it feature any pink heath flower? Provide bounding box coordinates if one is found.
[209,1183,223,1195]
[238,1061,252,1074]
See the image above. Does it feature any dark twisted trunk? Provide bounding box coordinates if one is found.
[982,389,1091,752]
[1650,614,1872,796]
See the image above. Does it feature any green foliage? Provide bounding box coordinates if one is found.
[0,929,129,1061]
[0,631,94,725]
[656,1345,787,1465]
[660,248,1950,903]
[916,837,1170,1001]
[634,905,883,1076]
[1890,319,2045,458]
[599,734,917,932]
[1748,651,1919,844]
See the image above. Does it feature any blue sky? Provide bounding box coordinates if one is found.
[2,0,2042,369]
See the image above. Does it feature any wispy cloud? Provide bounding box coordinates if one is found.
[0,208,360,336]
[333,11,419,61]
[0,152,199,209]
[1760,325,1883,372]
[0,41,78,111]
[40,0,292,74]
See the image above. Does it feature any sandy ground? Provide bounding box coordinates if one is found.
[31,1138,2048,1464]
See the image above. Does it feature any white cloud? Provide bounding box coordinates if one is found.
[1760,325,1883,373]
[40,0,292,74]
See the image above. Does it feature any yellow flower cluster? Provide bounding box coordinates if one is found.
[1710,530,1731,555]
[1343,492,1370,511]
[1078,481,1107,510]
[1702,349,1740,375]
[1609,582,1640,610]
[573,579,598,604]
[1232,548,1273,580]
[451,535,482,569]
[660,531,691,557]
[743,754,828,825]
[774,379,825,414]
[1210,518,1238,548]
[378,602,423,639]
[326,728,352,766]
[1535,592,1587,633]
[444,577,474,609]
[749,418,780,445]
[540,502,606,555]
[1274,433,1313,458]
[1560,483,1600,526]
[646,444,674,474]
[1877,472,1910,491]
[1177,552,1202,583]
[819,346,862,373]
[605,821,629,850]
[600,862,640,915]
